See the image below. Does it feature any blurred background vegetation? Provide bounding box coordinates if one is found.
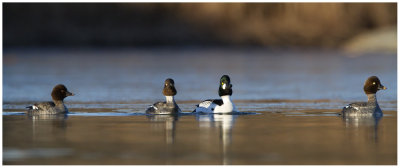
[3,3,397,50]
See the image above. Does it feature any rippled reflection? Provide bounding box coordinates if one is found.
[146,114,180,145]
[196,113,237,165]
[342,114,382,143]
[25,113,69,148]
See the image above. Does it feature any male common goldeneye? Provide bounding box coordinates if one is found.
[146,78,181,114]
[193,75,238,113]
[342,76,387,117]
[26,84,74,115]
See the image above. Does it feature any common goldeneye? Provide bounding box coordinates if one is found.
[26,84,74,115]
[193,75,238,113]
[342,76,387,117]
[146,78,181,114]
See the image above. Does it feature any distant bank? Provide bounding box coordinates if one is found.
[3,3,397,49]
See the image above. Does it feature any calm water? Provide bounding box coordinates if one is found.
[3,48,397,164]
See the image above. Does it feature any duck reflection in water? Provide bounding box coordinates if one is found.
[342,113,382,127]
[196,113,237,165]
[27,113,69,142]
[146,114,180,145]
[342,113,382,143]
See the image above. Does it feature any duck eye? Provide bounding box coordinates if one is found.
[372,82,376,85]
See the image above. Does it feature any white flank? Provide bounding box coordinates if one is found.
[195,96,238,113]
[214,95,236,113]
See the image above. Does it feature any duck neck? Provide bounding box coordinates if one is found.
[165,96,175,104]
[367,94,377,104]
[221,95,232,104]
[53,99,64,106]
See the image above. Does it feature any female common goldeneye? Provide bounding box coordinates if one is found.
[342,76,387,117]
[146,78,181,114]
[193,75,238,113]
[26,84,74,115]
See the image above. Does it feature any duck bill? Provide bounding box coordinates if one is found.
[67,91,75,96]
[378,85,387,90]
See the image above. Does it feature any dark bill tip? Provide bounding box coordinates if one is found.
[379,85,387,90]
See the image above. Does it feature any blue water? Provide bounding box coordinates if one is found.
[2,48,397,165]
[3,48,397,103]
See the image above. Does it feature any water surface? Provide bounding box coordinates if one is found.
[3,49,397,164]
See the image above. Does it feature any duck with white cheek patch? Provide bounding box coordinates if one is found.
[193,75,238,113]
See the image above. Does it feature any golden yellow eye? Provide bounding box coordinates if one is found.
[373,82,376,85]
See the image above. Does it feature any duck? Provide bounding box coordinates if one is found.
[193,75,238,113]
[26,84,74,115]
[146,78,181,114]
[342,76,387,117]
